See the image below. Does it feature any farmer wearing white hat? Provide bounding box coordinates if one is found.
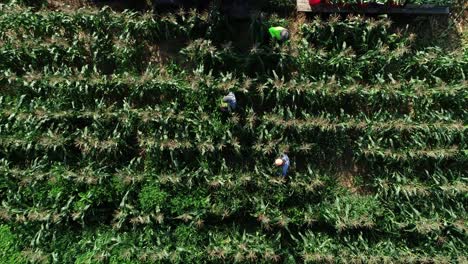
[275,154,290,177]
[220,92,237,112]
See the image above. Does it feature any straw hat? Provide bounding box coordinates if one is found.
[275,158,284,166]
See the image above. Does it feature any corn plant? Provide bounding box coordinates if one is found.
[0,1,466,263]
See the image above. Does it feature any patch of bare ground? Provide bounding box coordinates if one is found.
[335,150,373,195]
[337,168,358,193]
[47,0,88,9]
[153,37,188,64]
[459,2,467,47]
[46,0,151,11]
[336,165,373,195]
[427,0,466,51]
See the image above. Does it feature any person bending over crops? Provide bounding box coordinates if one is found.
[220,92,237,112]
[275,154,290,177]
[269,26,289,42]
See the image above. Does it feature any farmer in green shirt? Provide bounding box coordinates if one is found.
[269,26,289,42]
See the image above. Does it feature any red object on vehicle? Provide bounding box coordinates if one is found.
[309,0,321,6]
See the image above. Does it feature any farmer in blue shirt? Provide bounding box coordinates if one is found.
[275,154,290,177]
[220,92,237,112]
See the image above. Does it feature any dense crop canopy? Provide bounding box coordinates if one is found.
[0,2,466,263]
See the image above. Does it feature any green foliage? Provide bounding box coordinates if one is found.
[321,194,383,231]
[139,183,168,212]
[0,225,25,264]
[172,225,206,262]
[169,189,209,215]
[0,1,465,263]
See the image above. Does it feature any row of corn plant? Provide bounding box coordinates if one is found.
[2,70,466,116]
[1,159,464,233]
[1,4,466,82]
[297,231,466,264]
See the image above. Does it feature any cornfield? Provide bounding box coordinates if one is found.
[0,1,466,263]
